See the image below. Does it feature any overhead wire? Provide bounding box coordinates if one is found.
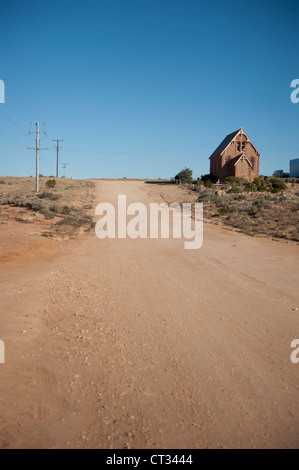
[0,108,32,140]
[0,130,27,148]
[5,84,37,123]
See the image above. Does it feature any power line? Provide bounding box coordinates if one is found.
[0,108,32,140]
[62,142,216,156]
[5,84,37,123]
[0,130,27,148]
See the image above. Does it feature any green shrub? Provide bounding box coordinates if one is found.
[224,176,246,185]
[38,192,61,200]
[31,202,43,212]
[253,177,262,187]
[252,198,271,209]
[46,179,57,189]
[56,215,94,229]
[245,181,260,191]
[204,179,213,188]
[270,178,286,193]
[228,185,243,193]
[237,177,247,186]
[198,193,222,204]
[230,194,246,200]
[49,204,61,213]
[218,203,232,214]
[225,177,236,184]
[62,205,72,214]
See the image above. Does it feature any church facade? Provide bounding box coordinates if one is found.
[209,128,260,182]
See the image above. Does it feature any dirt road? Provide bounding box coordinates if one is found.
[0,180,299,449]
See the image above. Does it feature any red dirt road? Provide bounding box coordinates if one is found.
[0,180,299,448]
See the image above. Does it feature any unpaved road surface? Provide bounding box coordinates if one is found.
[0,180,299,449]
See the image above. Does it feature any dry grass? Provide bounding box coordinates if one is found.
[0,176,95,237]
[143,179,299,242]
[151,180,299,242]
[196,185,299,242]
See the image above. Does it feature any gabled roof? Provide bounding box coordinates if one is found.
[232,152,253,167]
[209,129,240,158]
[209,128,260,158]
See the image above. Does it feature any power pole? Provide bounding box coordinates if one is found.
[53,139,63,178]
[70,167,76,179]
[62,162,69,178]
[27,122,47,192]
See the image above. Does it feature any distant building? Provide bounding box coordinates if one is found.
[273,170,289,177]
[290,158,299,177]
[209,128,260,182]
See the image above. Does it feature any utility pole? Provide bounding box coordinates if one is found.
[27,122,47,192]
[62,162,69,178]
[70,168,76,179]
[53,139,63,178]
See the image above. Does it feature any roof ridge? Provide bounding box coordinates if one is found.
[209,129,241,158]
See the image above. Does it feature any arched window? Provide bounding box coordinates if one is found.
[251,157,254,169]
[227,156,231,168]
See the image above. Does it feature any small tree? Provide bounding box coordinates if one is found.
[174,167,193,183]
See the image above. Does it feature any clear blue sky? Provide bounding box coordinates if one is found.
[0,0,298,179]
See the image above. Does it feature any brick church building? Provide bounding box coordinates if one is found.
[209,128,260,182]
